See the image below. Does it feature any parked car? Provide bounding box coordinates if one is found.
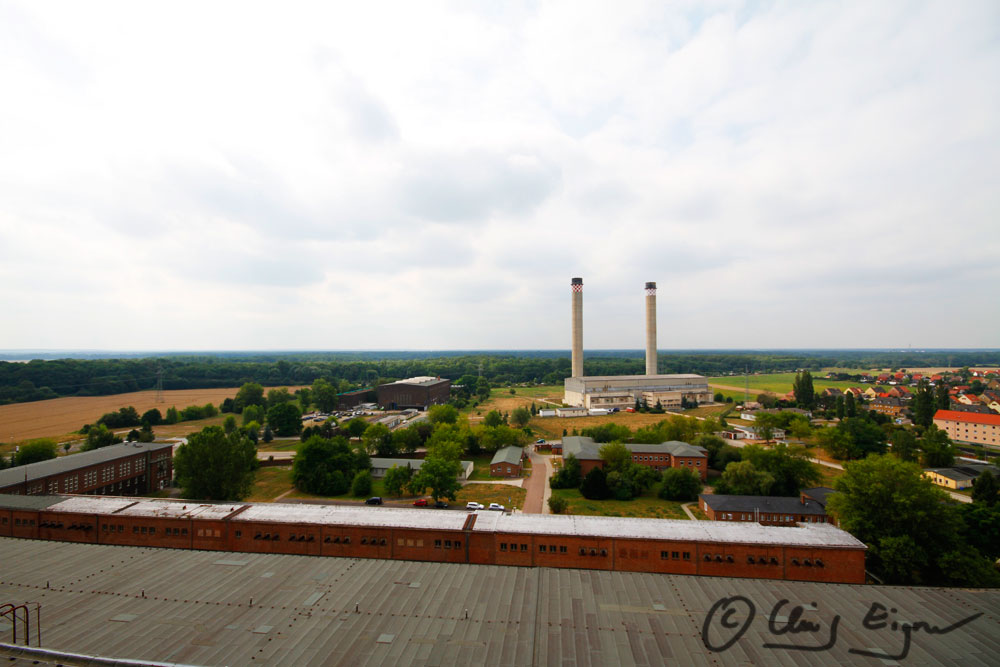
[466,502,484,510]
[535,438,545,444]
[413,498,428,507]
[434,501,449,509]
[365,497,383,505]
[488,503,505,511]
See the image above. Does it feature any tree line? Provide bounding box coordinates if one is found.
[5,350,999,405]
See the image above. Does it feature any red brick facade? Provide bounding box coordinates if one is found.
[0,496,866,584]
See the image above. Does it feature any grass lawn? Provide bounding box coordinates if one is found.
[689,505,710,520]
[247,466,295,501]
[817,464,843,487]
[467,455,497,481]
[707,373,863,396]
[455,483,526,509]
[504,385,563,398]
[550,486,691,519]
[257,439,301,452]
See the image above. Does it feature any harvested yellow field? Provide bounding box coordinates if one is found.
[0,387,301,443]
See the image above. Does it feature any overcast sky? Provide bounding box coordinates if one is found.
[1,1,998,352]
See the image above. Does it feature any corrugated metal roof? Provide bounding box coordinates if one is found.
[476,513,865,548]
[0,441,172,488]
[1,537,997,666]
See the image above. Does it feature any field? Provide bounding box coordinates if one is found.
[455,484,527,509]
[531,413,686,439]
[550,487,690,519]
[0,386,304,443]
[707,373,861,397]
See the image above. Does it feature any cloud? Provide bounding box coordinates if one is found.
[0,1,998,350]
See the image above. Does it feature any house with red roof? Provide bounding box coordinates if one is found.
[934,410,1000,447]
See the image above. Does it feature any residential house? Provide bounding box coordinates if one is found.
[933,410,1000,447]
[490,447,524,478]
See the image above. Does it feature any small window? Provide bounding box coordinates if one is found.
[149,527,156,535]
[549,545,557,553]
[435,539,442,549]
[661,551,668,560]
[672,551,679,559]
[747,556,755,564]
[181,528,187,535]
[539,545,546,553]
[520,544,527,552]
[815,559,824,568]
[397,538,405,547]
[344,537,350,544]
[770,557,778,565]
[559,545,567,553]
[580,548,587,556]
[454,540,461,548]
[726,555,733,563]
[600,549,607,557]
[704,554,712,562]
[141,526,148,534]
[380,538,387,546]
[445,540,452,549]
[133,526,138,533]
[791,558,799,566]
[361,538,368,545]
[235,530,242,539]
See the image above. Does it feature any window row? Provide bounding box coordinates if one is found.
[538,544,569,554]
[433,539,463,549]
[40,520,91,530]
[659,551,692,561]
[500,542,527,552]
[13,518,36,526]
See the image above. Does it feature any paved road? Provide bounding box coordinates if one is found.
[522,450,552,514]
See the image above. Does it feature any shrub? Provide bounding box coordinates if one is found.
[351,470,373,497]
[548,495,569,514]
[659,468,702,501]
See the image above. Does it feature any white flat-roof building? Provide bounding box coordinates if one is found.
[563,374,713,409]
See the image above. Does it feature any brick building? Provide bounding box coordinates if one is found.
[490,446,524,478]
[0,442,173,497]
[0,495,867,584]
[376,376,452,410]
[699,491,832,526]
[561,436,707,480]
[933,409,1000,448]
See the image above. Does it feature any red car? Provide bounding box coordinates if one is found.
[413,498,428,507]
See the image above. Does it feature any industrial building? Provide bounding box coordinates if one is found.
[0,494,867,584]
[563,279,713,408]
[699,493,831,525]
[377,376,452,410]
[2,537,998,666]
[0,441,173,497]
[562,436,708,480]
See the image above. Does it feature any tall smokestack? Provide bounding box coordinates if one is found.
[645,282,657,375]
[571,277,584,377]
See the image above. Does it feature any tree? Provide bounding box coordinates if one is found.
[242,404,264,427]
[262,424,274,443]
[295,387,313,412]
[971,470,999,506]
[174,426,257,500]
[293,435,365,496]
[548,495,569,514]
[920,425,956,468]
[715,460,774,496]
[345,417,369,439]
[835,396,845,420]
[912,379,935,428]
[483,410,503,427]
[384,464,414,497]
[223,415,237,434]
[13,439,57,466]
[826,454,966,585]
[890,429,919,462]
[312,378,339,413]
[164,406,179,424]
[391,426,421,454]
[510,406,531,428]
[428,404,459,425]
[598,442,631,472]
[82,424,121,451]
[845,391,857,418]
[410,456,462,502]
[267,402,302,437]
[828,416,888,460]
[792,371,815,409]
[351,470,373,497]
[753,413,779,444]
[934,382,950,410]
[549,453,582,489]
[234,382,266,413]
[266,387,294,408]
[362,423,394,456]
[740,443,821,497]
[141,408,162,425]
[580,466,611,499]
[659,468,702,501]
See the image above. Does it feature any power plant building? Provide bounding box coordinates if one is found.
[563,278,713,408]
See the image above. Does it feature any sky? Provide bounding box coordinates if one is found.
[1,0,998,352]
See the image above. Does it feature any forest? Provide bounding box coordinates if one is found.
[1,349,998,405]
